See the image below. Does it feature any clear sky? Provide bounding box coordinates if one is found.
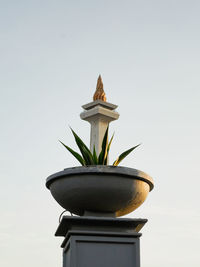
[0,1,200,267]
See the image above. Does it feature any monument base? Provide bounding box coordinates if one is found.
[55,216,147,267]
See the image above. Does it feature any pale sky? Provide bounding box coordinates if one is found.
[0,1,200,267]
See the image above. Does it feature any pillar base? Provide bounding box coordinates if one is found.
[56,216,147,267]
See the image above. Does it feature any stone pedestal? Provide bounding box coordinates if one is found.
[56,216,147,267]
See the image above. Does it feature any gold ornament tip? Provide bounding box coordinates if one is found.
[93,75,107,102]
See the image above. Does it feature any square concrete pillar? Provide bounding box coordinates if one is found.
[55,216,147,267]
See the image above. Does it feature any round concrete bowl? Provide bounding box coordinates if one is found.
[46,166,154,217]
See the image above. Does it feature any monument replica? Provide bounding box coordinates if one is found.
[46,75,154,267]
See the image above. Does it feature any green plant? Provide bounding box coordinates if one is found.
[59,127,140,166]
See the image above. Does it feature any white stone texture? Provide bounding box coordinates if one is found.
[80,101,119,156]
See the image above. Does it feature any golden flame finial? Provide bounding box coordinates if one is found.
[93,75,107,102]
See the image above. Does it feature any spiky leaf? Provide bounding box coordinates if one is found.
[59,140,85,166]
[93,145,98,164]
[98,126,109,164]
[103,133,114,165]
[82,145,95,165]
[113,144,141,166]
[70,128,94,165]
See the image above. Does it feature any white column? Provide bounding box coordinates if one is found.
[80,100,119,156]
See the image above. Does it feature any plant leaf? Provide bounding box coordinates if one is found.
[93,145,98,164]
[98,126,109,164]
[59,140,86,166]
[113,144,141,166]
[103,133,114,165]
[70,128,94,165]
[82,145,95,165]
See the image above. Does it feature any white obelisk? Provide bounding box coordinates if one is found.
[80,75,119,156]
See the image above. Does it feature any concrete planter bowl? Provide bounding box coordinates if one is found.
[46,166,154,217]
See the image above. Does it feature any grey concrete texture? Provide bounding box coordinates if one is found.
[46,166,154,217]
[63,233,140,267]
[56,216,147,238]
[82,99,118,111]
[58,216,144,267]
[80,105,119,121]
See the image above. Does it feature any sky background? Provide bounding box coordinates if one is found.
[0,1,200,266]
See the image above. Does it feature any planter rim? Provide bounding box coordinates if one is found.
[46,165,154,191]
